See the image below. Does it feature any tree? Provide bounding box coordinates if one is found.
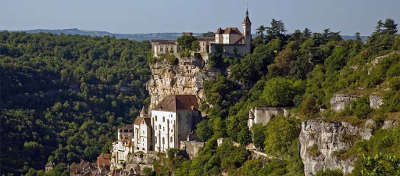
[196,120,213,142]
[251,124,266,150]
[264,116,300,158]
[256,25,266,38]
[383,18,398,35]
[262,77,296,107]
[238,127,251,146]
[266,19,286,41]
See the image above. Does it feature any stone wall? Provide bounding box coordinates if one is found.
[369,95,383,109]
[330,94,360,112]
[248,107,289,129]
[180,141,205,159]
[330,94,384,112]
[209,43,250,57]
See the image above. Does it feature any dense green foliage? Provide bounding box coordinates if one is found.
[0,32,151,175]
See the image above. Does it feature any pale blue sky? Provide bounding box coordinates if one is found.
[1,0,399,35]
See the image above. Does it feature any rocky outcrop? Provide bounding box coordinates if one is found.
[248,107,289,129]
[330,94,360,112]
[330,94,384,112]
[147,56,218,110]
[299,120,373,176]
[369,95,383,109]
[180,141,205,159]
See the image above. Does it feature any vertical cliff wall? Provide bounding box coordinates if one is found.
[146,56,218,110]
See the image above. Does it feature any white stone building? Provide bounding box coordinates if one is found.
[111,124,134,167]
[133,109,152,153]
[151,95,202,153]
[248,107,289,129]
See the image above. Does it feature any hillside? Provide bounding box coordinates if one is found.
[0,32,151,175]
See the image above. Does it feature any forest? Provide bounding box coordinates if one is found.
[0,32,151,175]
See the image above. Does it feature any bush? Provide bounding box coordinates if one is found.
[299,97,320,118]
[389,76,400,90]
[196,120,213,142]
[251,124,266,150]
[314,169,343,176]
[352,96,372,119]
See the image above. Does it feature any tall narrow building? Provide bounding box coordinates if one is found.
[242,9,252,53]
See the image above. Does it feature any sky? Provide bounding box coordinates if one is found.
[1,0,399,36]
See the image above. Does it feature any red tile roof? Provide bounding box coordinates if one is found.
[154,95,199,112]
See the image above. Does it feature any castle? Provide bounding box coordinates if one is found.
[151,10,252,58]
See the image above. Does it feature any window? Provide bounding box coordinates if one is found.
[162,137,165,145]
[163,116,165,122]
[170,137,173,142]
[159,125,161,130]
[155,116,157,121]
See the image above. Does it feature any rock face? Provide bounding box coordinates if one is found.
[248,107,289,129]
[147,56,218,110]
[369,95,383,109]
[299,120,373,176]
[330,94,384,112]
[180,141,205,159]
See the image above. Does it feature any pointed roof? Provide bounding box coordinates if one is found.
[216,27,224,34]
[224,27,242,35]
[140,107,146,118]
[242,9,251,25]
[134,117,151,126]
[154,95,199,112]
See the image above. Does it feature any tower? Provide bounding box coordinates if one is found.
[242,9,252,52]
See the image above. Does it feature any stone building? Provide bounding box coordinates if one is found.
[248,107,289,129]
[151,95,202,152]
[44,161,55,172]
[133,108,152,153]
[111,124,134,166]
[151,10,252,59]
[151,40,178,58]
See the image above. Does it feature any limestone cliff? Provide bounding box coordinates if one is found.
[299,119,398,176]
[146,56,218,110]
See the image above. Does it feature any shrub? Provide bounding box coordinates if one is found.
[314,169,343,176]
[196,120,213,142]
[307,144,320,157]
[299,97,320,118]
[389,76,400,90]
[251,124,266,150]
[352,96,372,119]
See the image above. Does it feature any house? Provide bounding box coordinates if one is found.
[111,124,134,166]
[133,108,152,153]
[96,154,111,175]
[151,95,202,152]
[44,161,55,172]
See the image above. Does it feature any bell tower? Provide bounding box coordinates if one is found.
[242,9,252,52]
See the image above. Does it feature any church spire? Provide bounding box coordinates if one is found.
[242,9,251,25]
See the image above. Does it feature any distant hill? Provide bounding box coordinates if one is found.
[20,28,186,41]
[4,28,368,41]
